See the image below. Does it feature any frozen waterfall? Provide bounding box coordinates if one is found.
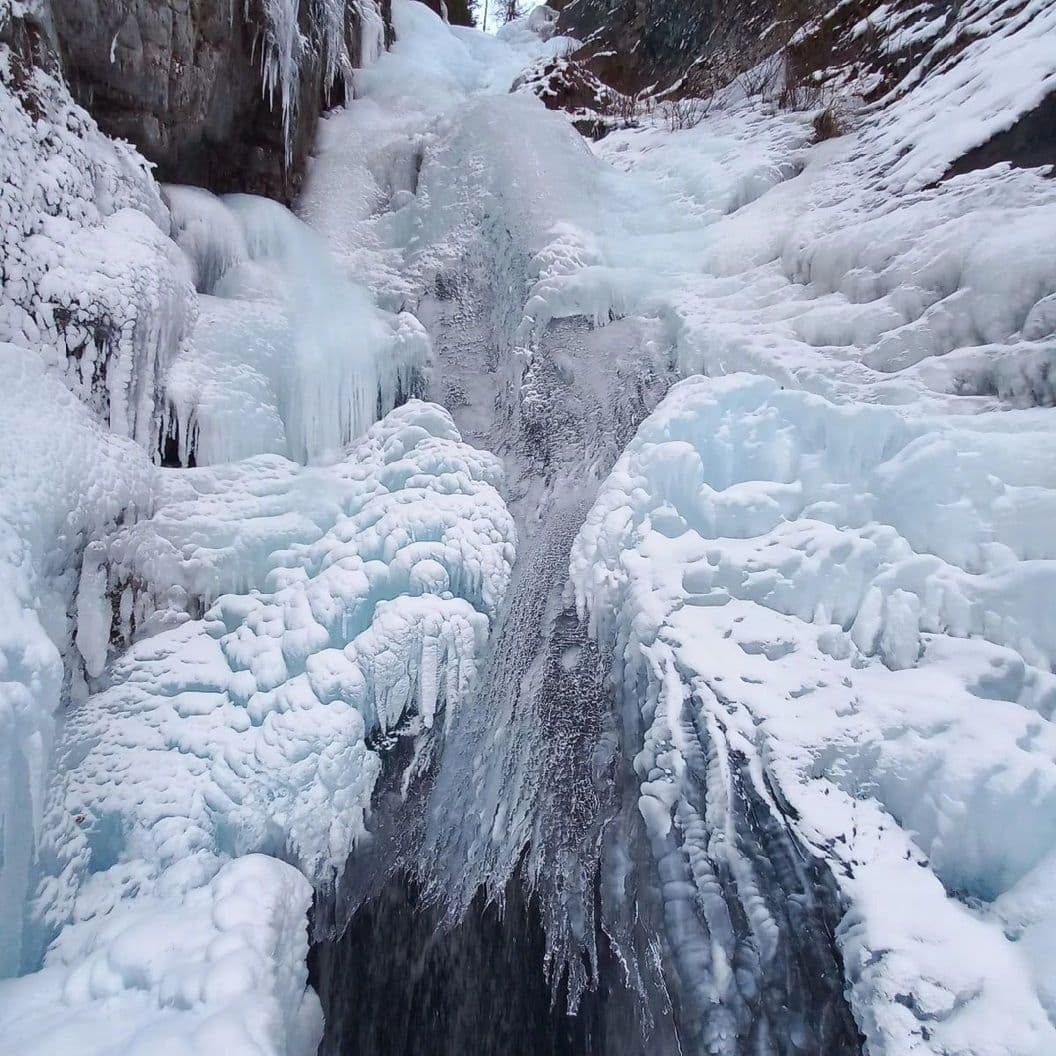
[2,0,1056,1054]
[161,186,429,467]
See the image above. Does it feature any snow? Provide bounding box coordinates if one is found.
[571,376,1056,1053]
[866,0,1056,191]
[3,0,1056,1050]
[0,6,417,990]
[304,6,1056,1047]
[0,854,322,1056]
[1,400,514,1052]
[0,8,512,1050]
[560,7,1056,1043]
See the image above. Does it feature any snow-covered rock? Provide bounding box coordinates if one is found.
[4,0,1056,1050]
[570,374,1056,1053]
[0,12,438,993]
[0,10,195,448]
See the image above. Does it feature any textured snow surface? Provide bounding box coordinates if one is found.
[0,344,154,977]
[0,854,321,1056]
[571,374,1056,1053]
[0,401,514,1052]
[0,8,513,1049]
[305,5,1056,1051]
[0,13,184,979]
[562,9,1056,1046]
[0,22,194,447]
[862,0,1056,191]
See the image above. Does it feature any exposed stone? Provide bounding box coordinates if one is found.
[512,56,623,139]
[417,0,475,26]
[51,0,393,204]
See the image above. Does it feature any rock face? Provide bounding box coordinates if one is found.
[51,0,392,203]
[551,0,783,94]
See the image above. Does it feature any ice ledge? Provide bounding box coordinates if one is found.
[2,400,516,1056]
[0,854,321,1056]
[571,373,1056,1054]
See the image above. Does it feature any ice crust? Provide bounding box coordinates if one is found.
[0,401,514,1053]
[0,22,194,448]
[0,8,513,1051]
[557,9,1056,1041]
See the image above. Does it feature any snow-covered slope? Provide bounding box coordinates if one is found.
[561,2,1056,1052]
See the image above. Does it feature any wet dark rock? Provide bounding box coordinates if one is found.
[51,0,393,204]
[417,0,475,26]
[945,89,1056,178]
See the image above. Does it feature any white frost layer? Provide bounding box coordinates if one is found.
[0,854,322,1056]
[0,20,195,447]
[3,400,513,1055]
[0,344,154,977]
[33,400,513,929]
[162,186,430,466]
[364,0,1056,426]
[571,374,1056,1055]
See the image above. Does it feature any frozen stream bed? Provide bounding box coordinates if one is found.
[1,0,1056,1054]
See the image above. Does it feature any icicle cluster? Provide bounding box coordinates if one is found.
[255,0,389,162]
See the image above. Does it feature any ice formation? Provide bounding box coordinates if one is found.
[305,3,1056,1052]
[258,0,390,157]
[571,375,1056,1053]
[0,5,185,979]
[1,401,515,1053]
[1,854,322,1056]
[0,6,508,1050]
[161,186,429,467]
[0,344,154,978]
[3,0,1056,1052]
